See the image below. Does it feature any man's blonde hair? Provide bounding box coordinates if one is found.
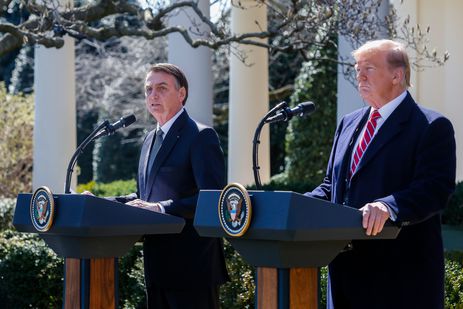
[352,39,411,88]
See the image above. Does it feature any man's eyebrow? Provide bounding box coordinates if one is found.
[145,81,169,87]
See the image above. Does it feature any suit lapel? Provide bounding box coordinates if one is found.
[139,130,155,199]
[333,108,369,201]
[352,93,414,178]
[145,111,188,198]
[335,109,369,173]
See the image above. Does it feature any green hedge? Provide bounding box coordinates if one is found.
[76,179,137,196]
[0,230,63,308]
[0,198,15,231]
[443,182,463,226]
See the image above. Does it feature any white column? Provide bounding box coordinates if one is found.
[168,0,213,126]
[33,34,76,193]
[393,0,463,181]
[228,1,269,185]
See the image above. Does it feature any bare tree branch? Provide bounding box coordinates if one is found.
[0,0,449,69]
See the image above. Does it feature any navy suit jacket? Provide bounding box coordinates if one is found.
[117,110,229,289]
[308,92,456,308]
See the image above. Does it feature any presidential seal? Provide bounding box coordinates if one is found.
[218,183,252,237]
[30,186,55,232]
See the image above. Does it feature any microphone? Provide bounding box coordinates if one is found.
[64,114,136,193]
[98,114,136,137]
[265,102,315,124]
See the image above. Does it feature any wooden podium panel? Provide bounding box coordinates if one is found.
[90,258,116,309]
[290,268,318,309]
[257,267,318,309]
[65,258,81,309]
[257,267,277,309]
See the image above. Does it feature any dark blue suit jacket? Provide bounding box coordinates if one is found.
[308,92,456,308]
[117,110,229,289]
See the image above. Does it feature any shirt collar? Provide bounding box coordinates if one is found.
[157,108,185,136]
[373,90,407,121]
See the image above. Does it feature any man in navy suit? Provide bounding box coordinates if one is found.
[307,40,456,308]
[119,63,229,308]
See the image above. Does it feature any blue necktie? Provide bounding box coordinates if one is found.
[146,129,163,178]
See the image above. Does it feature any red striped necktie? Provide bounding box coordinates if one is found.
[350,109,381,177]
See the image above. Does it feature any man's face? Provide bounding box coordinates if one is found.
[355,50,396,109]
[145,71,186,125]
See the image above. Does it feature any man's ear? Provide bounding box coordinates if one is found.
[392,67,405,85]
[178,87,186,103]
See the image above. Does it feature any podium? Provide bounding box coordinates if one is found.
[194,190,400,309]
[13,193,185,308]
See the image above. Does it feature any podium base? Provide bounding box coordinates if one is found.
[257,267,318,309]
[64,258,117,309]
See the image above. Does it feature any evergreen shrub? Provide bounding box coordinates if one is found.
[443,182,463,226]
[0,230,63,308]
[283,43,337,186]
[0,198,15,231]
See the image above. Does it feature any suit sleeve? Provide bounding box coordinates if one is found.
[160,128,225,219]
[376,117,456,225]
[305,117,345,201]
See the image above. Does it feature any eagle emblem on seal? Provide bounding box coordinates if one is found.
[36,195,48,224]
[226,193,244,227]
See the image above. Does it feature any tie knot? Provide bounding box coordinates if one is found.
[156,129,163,137]
[370,110,381,121]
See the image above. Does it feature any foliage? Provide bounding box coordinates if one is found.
[220,240,255,309]
[119,244,147,309]
[443,182,463,226]
[320,266,328,309]
[445,252,463,309]
[0,0,30,88]
[0,83,34,198]
[76,179,137,196]
[8,45,34,94]
[0,198,15,231]
[0,230,63,308]
[283,42,338,185]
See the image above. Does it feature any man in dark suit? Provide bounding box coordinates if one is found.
[307,40,456,308]
[118,63,229,308]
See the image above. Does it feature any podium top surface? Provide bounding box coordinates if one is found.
[195,190,400,241]
[14,193,185,237]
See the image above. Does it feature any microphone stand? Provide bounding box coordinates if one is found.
[64,120,111,194]
[252,101,288,189]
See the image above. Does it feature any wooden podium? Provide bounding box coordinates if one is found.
[194,190,401,309]
[13,193,185,309]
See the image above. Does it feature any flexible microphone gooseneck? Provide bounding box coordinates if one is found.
[64,114,136,194]
[253,102,316,189]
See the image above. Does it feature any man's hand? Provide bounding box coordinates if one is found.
[360,202,390,236]
[126,199,163,213]
[81,191,95,196]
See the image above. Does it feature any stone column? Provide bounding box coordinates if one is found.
[168,0,213,126]
[33,35,76,193]
[393,0,463,181]
[228,0,269,185]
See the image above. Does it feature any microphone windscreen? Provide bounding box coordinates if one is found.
[121,114,136,127]
[299,102,316,113]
